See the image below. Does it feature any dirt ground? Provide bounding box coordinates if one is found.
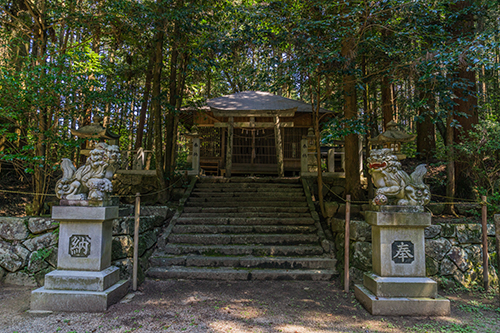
[1,279,500,333]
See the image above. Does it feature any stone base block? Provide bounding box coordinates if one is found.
[31,280,129,312]
[355,284,450,316]
[44,267,120,292]
[363,272,437,298]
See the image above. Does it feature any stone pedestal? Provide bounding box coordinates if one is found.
[355,206,450,316]
[31,206,129,312]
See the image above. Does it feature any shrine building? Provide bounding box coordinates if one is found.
[185,91,331,177]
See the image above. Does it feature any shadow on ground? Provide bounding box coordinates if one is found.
[1,279,499,332]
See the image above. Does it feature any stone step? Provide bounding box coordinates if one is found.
[161,244,325,256]
[187,196,306,203]
[180,212,311,218]
[175,217,314,225]
[184,201,308,207]
[195,183,303,189]
[192,187,304,193]
[172,224,317,234]
[150,254,336,270]
[168,233,319,245]
[190,192,305,198]
[198,177,300,184]
[183,206,310,214]
[146,266,336,281]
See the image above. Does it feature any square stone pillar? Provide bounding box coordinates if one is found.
[306,128,317,173]
[226,117,234,177]
[274,116,284,177]
[192,137,200,175]
[31,206,129,312]
[300,138,308,175]
[354,206,450,316]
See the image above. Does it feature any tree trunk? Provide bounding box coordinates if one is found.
[164,39,179,177]
[135,52,154,150]
[453,68,478,142]
[31,11,50,216]
[311,76,325,217]
[152,25,168,203]
[444,107,456,215]
[381,75,393,130]
[416,89,436,160]
[450,0,479,197]
[33,106,49,216]
[362,56,374,199]
[342,37,362,200]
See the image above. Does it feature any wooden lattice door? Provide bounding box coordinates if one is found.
[232,128,276,173]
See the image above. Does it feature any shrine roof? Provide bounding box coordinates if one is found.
[207,91,329,114]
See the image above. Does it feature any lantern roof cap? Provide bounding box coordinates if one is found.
[369,121,416,143]
[71,116,120,140]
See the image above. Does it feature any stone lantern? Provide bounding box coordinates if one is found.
[183,125,200,175]
[306,127,318,172]
[369,121,416,160]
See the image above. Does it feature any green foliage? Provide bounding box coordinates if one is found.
[401,140,417,159]
[30,248,53,265]
[0,0,500,208]
[322,118,367,145]
[454,118,500,204]
[0,46,120,181]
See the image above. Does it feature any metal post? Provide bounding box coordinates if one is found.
[344,194,351,293]
[481,195,489,291]
[133,193,141,291]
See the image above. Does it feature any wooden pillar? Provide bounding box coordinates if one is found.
[274,116,284,177]
[226,116,233,177]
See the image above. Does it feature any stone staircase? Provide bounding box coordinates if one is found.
[147,177,337,280]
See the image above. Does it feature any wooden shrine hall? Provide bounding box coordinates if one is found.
[187,91,330,177]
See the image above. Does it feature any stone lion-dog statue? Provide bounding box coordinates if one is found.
[55,142,121,202]
[368,148,431,206]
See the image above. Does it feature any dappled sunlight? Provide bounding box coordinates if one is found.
[4,280,500,332]
[233,305,264,320]
[277,323,336,333]
[180,291,216,305]
[134,280,497,333]
[208,319,266,333]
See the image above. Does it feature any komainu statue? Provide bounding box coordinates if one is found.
[368,148,431,206]
[55,143,121,202]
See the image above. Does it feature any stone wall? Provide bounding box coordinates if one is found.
[0,206,173,287]
[0,217,58,286]
[329,215,499,289]
[111,206,174,283]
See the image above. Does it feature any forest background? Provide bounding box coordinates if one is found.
[0,0,499,216]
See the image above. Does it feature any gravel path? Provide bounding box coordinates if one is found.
[1,279,499,333]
